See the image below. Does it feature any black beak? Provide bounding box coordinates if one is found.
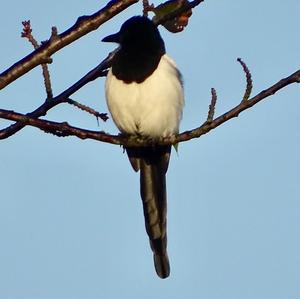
[102,32,120,43]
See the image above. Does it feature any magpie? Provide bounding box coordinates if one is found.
[102,16,184,279]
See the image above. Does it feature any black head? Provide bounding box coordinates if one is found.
[102,16,165,53]
[102,16,166,83]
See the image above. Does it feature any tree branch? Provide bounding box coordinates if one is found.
[172,69,300,144]
[0,109,120,143]
[0,50,114,139]
[1,68,300,145]
[0,0,139,90]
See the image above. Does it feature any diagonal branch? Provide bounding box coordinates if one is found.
[1,68,300,145]
[0,0,139,90]
[0,51,114,139]
[171,69,300,144]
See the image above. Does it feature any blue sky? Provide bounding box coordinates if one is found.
[1,1,300,298]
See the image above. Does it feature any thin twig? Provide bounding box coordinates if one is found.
[21,20,53,99]
[237,57,253,102]
[206,88,217,122]
[67,98,108,122]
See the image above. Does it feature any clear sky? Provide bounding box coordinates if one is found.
[1,1,300,298]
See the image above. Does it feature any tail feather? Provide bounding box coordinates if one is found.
[154,251,170,279]
[151,236,170,278]
[126,146,171,279]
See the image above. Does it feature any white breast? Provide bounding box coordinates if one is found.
[105,54,184,138]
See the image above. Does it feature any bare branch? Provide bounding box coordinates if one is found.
[0,0,139,90]
[0,50,114,139]
[1,69,300,146]
[172,69,300,145]
[0,109,119,144]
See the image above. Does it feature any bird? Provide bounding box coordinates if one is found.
[102,16,184,279]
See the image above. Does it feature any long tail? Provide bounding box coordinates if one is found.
[126,145,171,279]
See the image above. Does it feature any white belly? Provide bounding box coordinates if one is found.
[105,54,184,138]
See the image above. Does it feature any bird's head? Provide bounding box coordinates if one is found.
[102,16,165,52]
